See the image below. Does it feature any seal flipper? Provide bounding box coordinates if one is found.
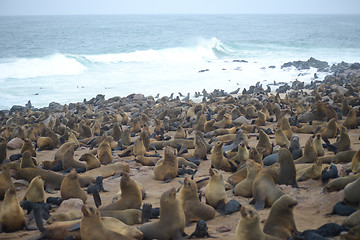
[69,222,81,231]
[33,204,45,232]
[252,188,266,210]
[141,203,152,223]
[92,189,102,208]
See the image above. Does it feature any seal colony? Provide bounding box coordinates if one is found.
[0,62,360,239]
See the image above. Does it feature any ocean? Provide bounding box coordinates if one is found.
[0,14,359,110]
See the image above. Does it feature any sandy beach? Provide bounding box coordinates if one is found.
[0,64,360,240]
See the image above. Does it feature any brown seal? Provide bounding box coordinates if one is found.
[154,146,178,181]
[120,128,131,146]
[230,142,249,166]
[350,149,360,173]
[100,172,142,211]
[263,195,299,239]
[100,209,142,225]
[20,150,37,168]
[0,137,7,164]
[344,177,360,205]
[313,133,325,156]
[79,153,101,170]
[60,169,87,203]
[333,150,357,164]
[211,141,235,172]
[139,187,185,240]
[21,138,36,157]
[252,167,284,210]
[323,173,360,192]
[279,117,293,140]
[331,126,351,152]
[234,159,262,197]
[213,113,232,129]
[111,123,122,141]
[80,205,133,240]
[343,210,360,227]
[254,111,266,126]
[275,129,290,148]
[22,175,45,202]
[101,216,143,239]
[256,129,272,157]
[294,136,318,164]
[174,125,186,139]
[97,136,113,165]
[133,136,146,156]
[36,136,54,151]
[178,177,215,222]
[205,168,228,208]
[0,165,12,200]
[235,205,279,240]
[343,108,358,129]
[276,148,298,187]
[46,210,82,224]
[297,158,323,181]
[320,118,338,139]
[0,185,25,232]
[62,143,87,170]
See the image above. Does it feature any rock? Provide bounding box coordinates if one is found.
[7,137,24,150]
[350,62,360,69]
[233,60,248,63]
[281,57,329,72]
[57,198,83,212]
[268,65,276,69]
[133,94,145,101]
[48,102,63,111]
[233,116,251,126]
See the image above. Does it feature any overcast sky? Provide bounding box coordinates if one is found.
[0,0,359,15]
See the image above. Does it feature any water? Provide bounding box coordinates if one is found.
[0,14,359,110]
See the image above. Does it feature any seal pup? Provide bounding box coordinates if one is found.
[139,187,186,240]
[97,136,113,165]
[100,172,142,211]
[0,185,25,232]
[294,136,318,164]
[313,133,325,156]
[263,195,299,239]
[234,159,262,197]
[154,146,178,181]
[205,168,228,209]
[276,148,298,187]
[80,205,133,240]
[178,177,216,222]
[235,205,279,240]
[22,175,45,203]
[251,167,285,210]
[60,169,87,203]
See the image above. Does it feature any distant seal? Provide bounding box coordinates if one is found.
[20,150,37,168]
[178,177,215,222]
[276,148,298,187]
[139,187,186,240]
[21,138,36,157]
[154,146,178,181]
[100,172,142,211]
[22,175,45,203]
[235,205,278,240]
[295,136,317,164]
[205,168,228,208]
[263,195,299,239]
[80,205,133,240]
[234,159,262,197]
[97,136,113,165]
[256,129,272,157]
[0,185,25,232]
[251,167,284,210]
[60,169,87,203]
[275,129,290,148]
[297,158,323,181]
[174,126,186,139]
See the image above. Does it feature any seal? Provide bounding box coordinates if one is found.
[79,153,101,170]
[120,128,131,147]
[263,195,299,239]
[80,205,133,240]
[344,177,360,205]
[256,129,272,157]
[100,172,142,211]
[20,150,37,168]
[327,126,351,153]
[251,167,284,210]
[101,216,143,239]
[289,135,303,160]
[343,108,358,129]
[139,187,186,240]
[279,117,293,140]
[350,149,360,173]
[60,169,87,203]
[234,159,262,197]
[297,158,323,181]
[0,137,7,164]
[61,143,87,170]
[333,150,357,164]
[294,136,318,164]
[111,123,122,141]
[275,129,290,148]
[276,148,298,187]
[97,136,113,165]
[36,136,54,151]
[313,133,325,157]
[205,168,228,209]
[100,209,142,225]
[320,118,338,139]
[174,125,186,139]
[254,111,266,126]
[22,175,45,203]
[178,177,215,222]
[0,185,25,232]
[211,141,236,172]
[323,173,360,192]
[46,210,82,224]
[21,138,36,157]
[230,142,249,166]
[343,210,360,227]
[0,165,12,200]
[235,205,279,240]
[154,146,178,181]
